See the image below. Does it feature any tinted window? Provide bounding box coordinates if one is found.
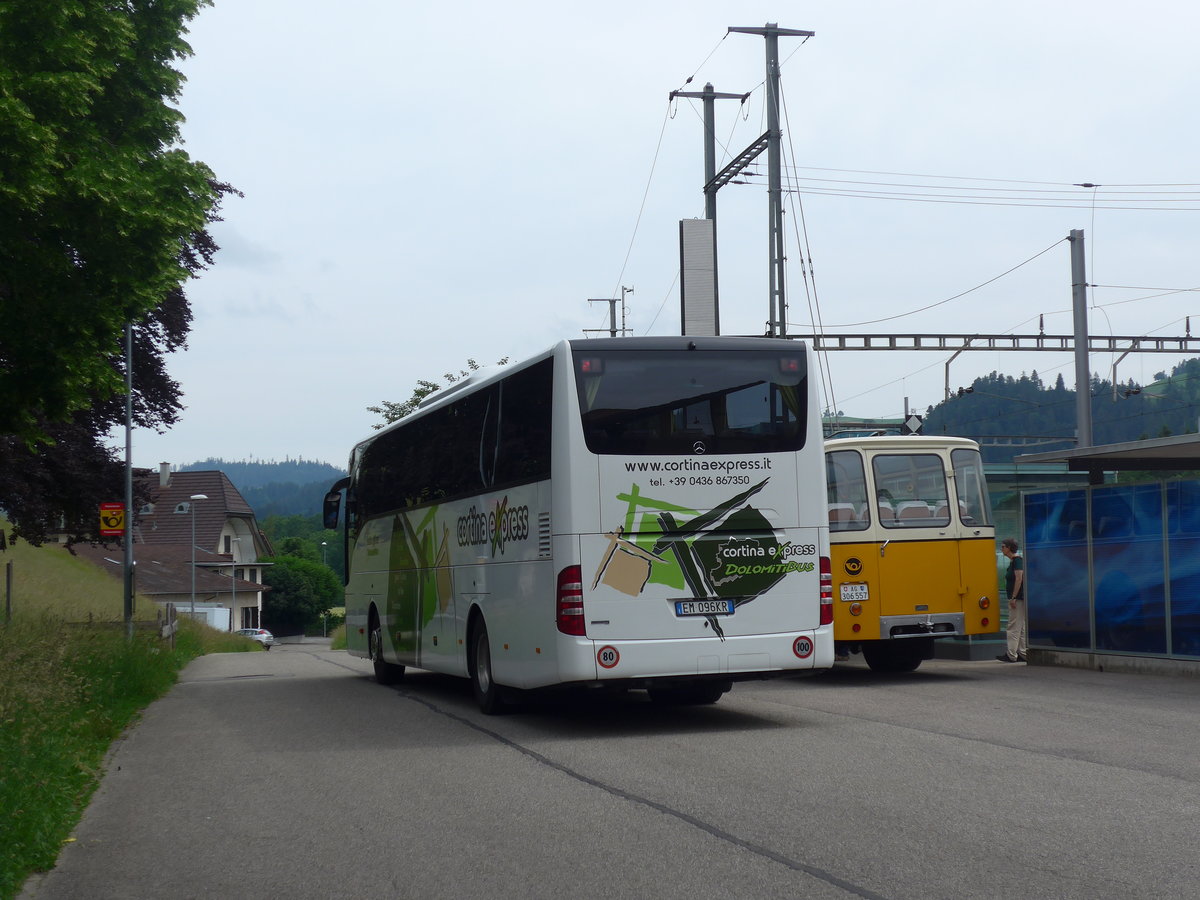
[354,359,553,519]
[574,348,806,455]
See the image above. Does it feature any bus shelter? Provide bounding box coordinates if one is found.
[1015,434,1200,674]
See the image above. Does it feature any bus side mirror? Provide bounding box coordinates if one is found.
[324,477,349,529]
[323,492,341,530]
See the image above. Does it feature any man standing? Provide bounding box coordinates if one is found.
[997,538,1027,663]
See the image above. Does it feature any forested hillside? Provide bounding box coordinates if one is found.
[924,358,1200,462]
[179,458,346,518]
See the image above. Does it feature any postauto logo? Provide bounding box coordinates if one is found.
[456,496,530,557]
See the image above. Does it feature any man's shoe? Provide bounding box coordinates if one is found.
[995,653,1017,663]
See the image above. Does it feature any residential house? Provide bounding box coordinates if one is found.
[71,464,274,630]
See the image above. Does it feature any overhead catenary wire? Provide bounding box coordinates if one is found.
[789,238,1067,330]
[605,101,673,331]
[776,78,838,416]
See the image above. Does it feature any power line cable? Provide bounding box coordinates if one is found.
[790,238,1067,329]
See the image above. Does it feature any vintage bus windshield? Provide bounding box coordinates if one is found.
[573,347,807,455]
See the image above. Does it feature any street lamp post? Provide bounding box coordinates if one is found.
[321,541,329,637]
[189,494,208,617]
[230,536,241,631]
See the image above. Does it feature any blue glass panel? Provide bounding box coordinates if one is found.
[1092,484,1166,654]
[1167,481,1200,658]
[1025,490,1090,648]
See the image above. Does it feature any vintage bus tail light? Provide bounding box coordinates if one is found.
[556,565,585,635]
[981,618,990,628]
[849,602,862,616]
[819,556,833,625]
[979,596,991,609]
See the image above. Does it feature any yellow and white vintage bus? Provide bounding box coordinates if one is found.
[824,435,996,671]
[324,336,834,713]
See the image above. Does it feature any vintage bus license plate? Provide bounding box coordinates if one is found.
[840,583,869,602]
[675,599,735,617]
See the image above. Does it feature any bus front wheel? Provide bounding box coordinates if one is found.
[470,619,505,715]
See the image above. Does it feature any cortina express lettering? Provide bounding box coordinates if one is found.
[456,497,530,556]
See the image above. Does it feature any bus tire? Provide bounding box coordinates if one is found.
[649,680,731,705]
[470,618,505,715]
[862,640,924,673]
[369,609,404,685]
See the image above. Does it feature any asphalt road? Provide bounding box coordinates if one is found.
[20,642,1200,900]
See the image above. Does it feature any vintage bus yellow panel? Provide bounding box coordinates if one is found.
[825,436,996,671]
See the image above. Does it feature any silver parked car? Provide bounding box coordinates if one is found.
[236,627,275,649]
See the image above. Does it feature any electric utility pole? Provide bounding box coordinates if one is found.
[729,23,814,338]
[585,287,633,338]
[1069,229,1092,448]
[670,82,751,221]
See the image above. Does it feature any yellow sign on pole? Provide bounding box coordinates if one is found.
[100,502,125,537]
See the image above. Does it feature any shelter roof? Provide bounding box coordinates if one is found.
[1015,433,1200,481]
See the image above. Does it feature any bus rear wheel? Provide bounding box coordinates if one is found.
[369,612,404,685]
[649,680,731,705]
[470,619,505,715]
[862,639,927,673]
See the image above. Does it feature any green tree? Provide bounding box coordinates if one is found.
[276,537,319,562]
[261,514,343,580]
[0,0,226,443]
[261,556,341,634]
[0,1,236,544]
[367,356,509,428]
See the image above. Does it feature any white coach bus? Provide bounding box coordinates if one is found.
[324,336,833,713]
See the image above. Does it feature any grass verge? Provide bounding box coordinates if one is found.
[0,530,262,899]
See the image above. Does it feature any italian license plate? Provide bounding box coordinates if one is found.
[675,599,735,617]
[840,583,869,602]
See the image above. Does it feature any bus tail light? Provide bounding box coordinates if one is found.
[979,596,991,609]
[556,565,585,635]
[819,556,833,626]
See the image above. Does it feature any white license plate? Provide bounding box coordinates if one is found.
[840,583,869,602]
[675,599,735,616]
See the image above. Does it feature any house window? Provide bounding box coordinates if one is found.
[224,535,231,553]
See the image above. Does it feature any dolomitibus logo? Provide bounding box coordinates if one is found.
[456,496,530,556]
[591,477,815,639]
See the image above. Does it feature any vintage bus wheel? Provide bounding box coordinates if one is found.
[470,619,505,714]
[369,611,404,685]
[862,640,924,673]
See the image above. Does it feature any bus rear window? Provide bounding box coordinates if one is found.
[574,348,807,455]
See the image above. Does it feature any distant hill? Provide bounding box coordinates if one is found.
[923,357,1200,463]
[179,458,347,518]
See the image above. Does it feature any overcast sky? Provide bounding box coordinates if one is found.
[124,0,1200,471]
